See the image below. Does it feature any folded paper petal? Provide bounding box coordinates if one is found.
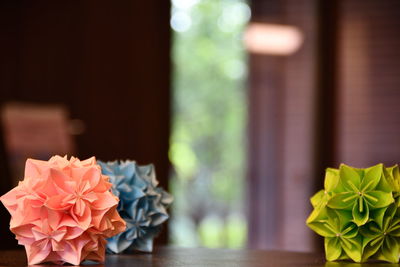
[98,160,173,254]
[0,156,126,265]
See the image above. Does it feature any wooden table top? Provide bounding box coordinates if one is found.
[0,247,396,267]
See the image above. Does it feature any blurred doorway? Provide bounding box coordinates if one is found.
[169,0,250,248]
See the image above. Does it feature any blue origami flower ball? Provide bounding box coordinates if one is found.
[98,160,173,253]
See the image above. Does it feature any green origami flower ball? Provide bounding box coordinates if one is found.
[307,163,400,263]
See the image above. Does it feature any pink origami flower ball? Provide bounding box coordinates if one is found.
[0,156,126,265]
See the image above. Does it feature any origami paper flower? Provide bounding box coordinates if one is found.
[321,210,362,262]
[0,156,126,265]
[328,164,393,226]
[361,204,400,263]
[307,163,400,263]
[98,160,173,253]
[307,168,339,236]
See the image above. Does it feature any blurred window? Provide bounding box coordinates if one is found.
[169,0,250,248]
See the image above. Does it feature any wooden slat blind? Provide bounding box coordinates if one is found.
[248,0,400,252]
[336,0,400,167]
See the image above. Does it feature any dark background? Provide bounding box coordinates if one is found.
[0,0,171,248]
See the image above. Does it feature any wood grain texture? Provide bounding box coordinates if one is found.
[1,247,396,267]
[0,247,327,267]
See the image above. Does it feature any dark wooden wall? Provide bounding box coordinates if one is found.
[0,0,171,249]
[248,0,400,252]
[336,0,400,167]
[247,0,319,251]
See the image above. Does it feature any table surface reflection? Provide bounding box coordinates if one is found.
[0,247,397,267]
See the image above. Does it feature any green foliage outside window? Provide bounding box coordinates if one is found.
[169,0,250,248]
